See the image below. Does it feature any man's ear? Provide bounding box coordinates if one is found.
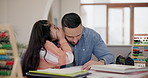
[62,27,67,32]
[62,27,65,31]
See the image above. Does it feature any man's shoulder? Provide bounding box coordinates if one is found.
[83,26,100,36]
[82,27,102,42]
[84,27,96,33]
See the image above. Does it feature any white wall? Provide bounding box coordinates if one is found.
[0,0,53,45]
[0,0,7,24]
[60,0,81,19]
[92,45,132,61]
[50,0,81,26]
[51,0,61,26]
[0,0,80,45]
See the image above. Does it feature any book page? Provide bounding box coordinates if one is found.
[91,64,146,70]
[90,64,148,73]
[37,66,83,74]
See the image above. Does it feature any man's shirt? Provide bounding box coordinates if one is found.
[62,26,115,68]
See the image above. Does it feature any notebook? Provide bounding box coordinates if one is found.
[26,66,91,78]
[90,64,148,73]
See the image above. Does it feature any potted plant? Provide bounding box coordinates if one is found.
[17,43,27,57]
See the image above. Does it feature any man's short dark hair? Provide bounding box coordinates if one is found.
[61,13,81,28]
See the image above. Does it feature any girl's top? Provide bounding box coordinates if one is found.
[38,39,74,69]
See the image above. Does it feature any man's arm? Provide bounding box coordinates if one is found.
[82,31,115,70]
[92,32,115,64]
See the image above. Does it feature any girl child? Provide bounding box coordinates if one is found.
[22,20,74,76]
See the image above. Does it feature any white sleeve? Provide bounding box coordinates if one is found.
[40,50,58,64]
[66,52,74,64]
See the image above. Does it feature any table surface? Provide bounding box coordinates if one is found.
[25,66,148,78]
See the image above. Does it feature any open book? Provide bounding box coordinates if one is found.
[26,66,90,78]
[90,64,148,73]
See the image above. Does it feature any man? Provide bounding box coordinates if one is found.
[61,13,115,70]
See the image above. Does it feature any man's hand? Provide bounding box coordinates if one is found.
[81,60,105,70]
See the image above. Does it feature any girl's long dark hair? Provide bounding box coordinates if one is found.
[22,20,52,75]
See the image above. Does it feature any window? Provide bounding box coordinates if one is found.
[134,7,148,34]
[81,5,107,41]
[108,8,130,45]
[81,2,148,45]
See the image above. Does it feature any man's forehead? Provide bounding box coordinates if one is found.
[64,25,82,36]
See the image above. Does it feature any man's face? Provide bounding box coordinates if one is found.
[64,24,82,45]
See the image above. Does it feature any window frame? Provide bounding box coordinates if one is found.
[81,3,148,45]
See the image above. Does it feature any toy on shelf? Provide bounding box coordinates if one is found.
[131,34,148,67]
[0,25,23,78]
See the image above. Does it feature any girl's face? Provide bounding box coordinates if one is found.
[49,23,58,41]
